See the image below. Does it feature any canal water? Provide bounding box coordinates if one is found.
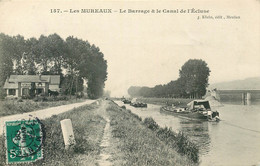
[115,101,260,166]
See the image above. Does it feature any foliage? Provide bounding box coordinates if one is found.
[128,86,142,97]
[60,75,84,96]
[0,33,107,99]
[107,102,197,165]
[143,117,159,131]
[0,97,84,117]
[143,117,199,163]
[128,59,210,99]
[179,59,210,98]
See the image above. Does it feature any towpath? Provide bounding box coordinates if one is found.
[0,100,96,135]
[96,101,113,166]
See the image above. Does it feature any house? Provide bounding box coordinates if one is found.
[3,75,60,98]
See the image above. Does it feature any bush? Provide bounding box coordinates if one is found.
[0,87,7,99]
[17,98,23,102]
[120,105,126,109]
[22,94,32,99]
[143,117,159,131]
[34,96,48,102]
[143,117,199,163]
[33,98,39,102]
[57,96,68,101]
[46,96,55,101]
[174,132,199,163]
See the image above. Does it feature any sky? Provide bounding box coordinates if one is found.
[0,0,259,97]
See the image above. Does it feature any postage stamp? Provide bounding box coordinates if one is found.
[5,117,43,164]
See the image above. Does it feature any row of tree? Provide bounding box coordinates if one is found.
[128,59,210,99]
[0,33,107,99]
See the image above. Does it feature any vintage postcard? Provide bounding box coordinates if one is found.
[0,0,259,165]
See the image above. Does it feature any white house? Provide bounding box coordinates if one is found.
[3,75,60,98]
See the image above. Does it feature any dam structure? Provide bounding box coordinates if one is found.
[211,89,260,104]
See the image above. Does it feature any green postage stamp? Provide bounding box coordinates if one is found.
[5,117,43,164]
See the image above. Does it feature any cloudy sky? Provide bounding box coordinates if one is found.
[0,0,259,97]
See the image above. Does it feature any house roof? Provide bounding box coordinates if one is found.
[9,75,49,83]
[4,75,60,89]
[3,82,18,89]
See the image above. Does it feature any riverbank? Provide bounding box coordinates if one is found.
[0,100,198,165]
[107,101,198,165]
[137,97,193,106]
[137,97,223,108]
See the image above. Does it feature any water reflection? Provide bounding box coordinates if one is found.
[117,101,212,155]
[177,119,211,155]
[115,101,260,166]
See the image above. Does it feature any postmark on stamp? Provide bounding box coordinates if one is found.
[5,116,43,164]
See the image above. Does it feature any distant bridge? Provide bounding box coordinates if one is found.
[211,90,260,102]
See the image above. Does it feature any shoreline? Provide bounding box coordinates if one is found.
[0,100,199,165]
[136,97,193,107]
[136,96,223,108]
[108,100,199,165]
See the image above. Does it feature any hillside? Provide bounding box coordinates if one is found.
[209,77,260,90]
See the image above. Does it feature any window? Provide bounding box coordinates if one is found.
[36,88,44,95]
[8,89,16,96]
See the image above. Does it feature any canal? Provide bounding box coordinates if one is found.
[115,101,260,166]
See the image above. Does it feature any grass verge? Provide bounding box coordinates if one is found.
[0,98,86,117]
[0,102,106,166]
[143,118,199,163]
[107,101,198,166]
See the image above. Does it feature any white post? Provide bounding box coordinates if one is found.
[60,119,76,149]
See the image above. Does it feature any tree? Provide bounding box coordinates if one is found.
[128,86,142,97]
[0,34,14,98]
[0,33,107,99]
[65,37,107,99]
[179,59,210,98]
[127,59,210,99]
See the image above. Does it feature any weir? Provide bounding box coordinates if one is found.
[242,92,251,105]
[213,90,260,104]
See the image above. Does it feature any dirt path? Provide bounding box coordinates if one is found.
[96,101,113,166]
[0,100,96,135]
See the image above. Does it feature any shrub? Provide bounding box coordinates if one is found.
[57,96,68,101]
[143,117,159,131]
[174,132,199,163]
[46,96,55,102]
[34,96,48,102]
[143,117,199,163]
[17,98,23,102]
[22,94,31,99]
[33,98,39,102]
[120,105,126,109]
